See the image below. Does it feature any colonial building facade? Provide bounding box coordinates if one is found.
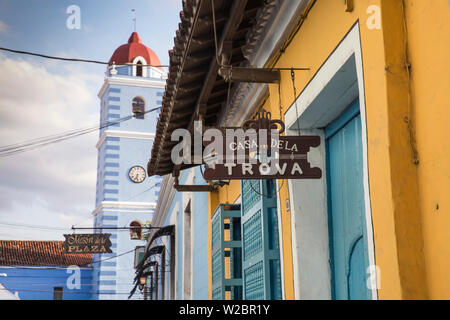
[91,32,165,300]
[141,0,450,300]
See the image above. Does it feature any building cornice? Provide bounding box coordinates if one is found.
[98,76,166,98]
[92,201,157,216]
[96,130,155,149]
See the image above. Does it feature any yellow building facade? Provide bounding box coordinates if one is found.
[208,0,450,300]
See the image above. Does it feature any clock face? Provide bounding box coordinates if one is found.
[128,166,146,183]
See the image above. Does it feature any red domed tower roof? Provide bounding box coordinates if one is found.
[109,32,162,70]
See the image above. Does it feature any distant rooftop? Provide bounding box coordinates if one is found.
[0,240,92,267]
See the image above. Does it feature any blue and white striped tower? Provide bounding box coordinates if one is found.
[91,32,165,300]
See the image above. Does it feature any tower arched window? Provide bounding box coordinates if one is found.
[136,61,143,77]
[132,97,145,119]
[132,56,147,77]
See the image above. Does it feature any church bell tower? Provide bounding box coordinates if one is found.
[91,32,165,300]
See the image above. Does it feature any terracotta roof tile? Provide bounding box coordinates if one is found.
[0,240,92,267]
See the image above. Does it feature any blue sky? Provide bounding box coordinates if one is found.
[0,0,182,240]
[0,0,180,66]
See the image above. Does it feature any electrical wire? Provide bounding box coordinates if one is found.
[73,180,160,229]
[0,47,169,68]
[0,108,151,155]
[0,107,160,158]
[0,119,129,157]
[122,184,158,202]
[70,183,159,230]
[0,281,138,286]
[69,215,96,229]
[0,119,110,152]
[0,222,71,232]
[0,180,159,234]
[0,287,146,296]
[80,248,136,267]
[1,106,160,152]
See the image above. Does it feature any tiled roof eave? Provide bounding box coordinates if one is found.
[148,0,268,177]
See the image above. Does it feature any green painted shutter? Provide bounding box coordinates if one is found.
[241,180,282,300]
[211,204,243,300]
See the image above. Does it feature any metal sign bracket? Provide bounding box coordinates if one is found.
[172,165,217,192]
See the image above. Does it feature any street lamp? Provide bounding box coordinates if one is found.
[138,276,146,291]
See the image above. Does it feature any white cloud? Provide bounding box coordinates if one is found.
[0,55,103,240]
[0,20,8,34]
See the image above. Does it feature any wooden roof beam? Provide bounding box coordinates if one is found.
[197,9,228,26]
[188,0,250,129]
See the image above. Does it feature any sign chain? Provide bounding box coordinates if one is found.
[278,81,283,122]
[291,68,301,136]
[248,179,286,199]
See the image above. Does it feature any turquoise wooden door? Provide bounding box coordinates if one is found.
[325,99,370,300]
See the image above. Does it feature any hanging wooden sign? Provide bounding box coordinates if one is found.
[202,110,322,180]
[63,233,112,254]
